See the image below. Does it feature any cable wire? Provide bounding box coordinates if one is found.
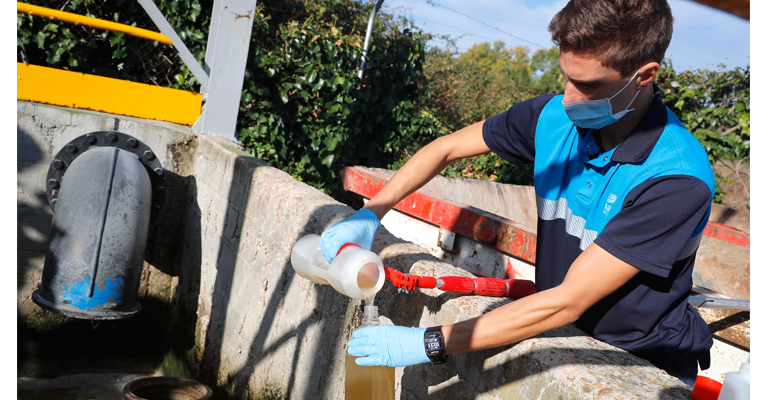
[412,16,496,41]
[425,0,548,49]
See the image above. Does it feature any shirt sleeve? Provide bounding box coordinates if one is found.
[593,175,713,278]
[482,94,556,166]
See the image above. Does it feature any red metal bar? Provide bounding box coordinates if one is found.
[340,166,750,262]
[340,166,538,263]
[702,222,750,248]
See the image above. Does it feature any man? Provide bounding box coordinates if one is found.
[321,0,713,386]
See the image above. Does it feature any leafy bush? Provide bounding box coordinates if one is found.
[657,60,750,203]
[238,2,440,198]
[17,0,211,91]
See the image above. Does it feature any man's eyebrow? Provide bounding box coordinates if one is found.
[560,68,601,86]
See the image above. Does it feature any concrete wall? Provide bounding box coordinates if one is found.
[17,102,696,399]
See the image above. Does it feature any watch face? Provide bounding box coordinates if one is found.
[425,336,442,355]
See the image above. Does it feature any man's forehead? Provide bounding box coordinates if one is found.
[559,51,622,81]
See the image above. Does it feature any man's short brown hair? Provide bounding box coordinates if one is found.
[549,0,674,77]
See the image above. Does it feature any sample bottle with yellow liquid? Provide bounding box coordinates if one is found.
[345,304,395,400]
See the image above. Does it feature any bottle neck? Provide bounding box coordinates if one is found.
[362,305,379,327]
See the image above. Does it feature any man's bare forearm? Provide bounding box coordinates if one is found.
[441,286,579,354]
[364,121,490,219]
[440,244,641,355]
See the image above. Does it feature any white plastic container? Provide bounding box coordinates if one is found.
[717,363,750,400]
[291,234,385,300]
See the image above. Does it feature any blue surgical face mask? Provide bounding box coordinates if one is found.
[562,69,642,129]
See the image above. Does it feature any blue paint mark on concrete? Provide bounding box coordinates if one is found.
[60,276,124,310]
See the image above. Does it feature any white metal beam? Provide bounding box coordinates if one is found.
[137,0,210,91]
[193,0,257,139]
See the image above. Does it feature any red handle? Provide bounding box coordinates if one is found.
[505,279,536,299]
[439,276,535,299]
[337,243,361,256]
[383,266,536,299]
[384,267,437,291]
[438,276,476,294]
[472,278,507,297]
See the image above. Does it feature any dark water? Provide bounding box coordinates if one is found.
[17,387,79,400]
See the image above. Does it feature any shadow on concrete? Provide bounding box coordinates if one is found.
[399,345,692,399]
[17,126,51,291]
[195,170,366,399]
[196,156,255,396]
[146,168,204,373]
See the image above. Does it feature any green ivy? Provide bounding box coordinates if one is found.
[657,60,750,203]
[657,60,750,163]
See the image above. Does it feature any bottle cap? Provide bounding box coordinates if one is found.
[691,375,722,400]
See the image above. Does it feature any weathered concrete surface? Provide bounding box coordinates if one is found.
[184,134,693,399]
[693,236,750,301]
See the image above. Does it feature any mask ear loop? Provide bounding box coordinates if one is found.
[609,68,643,114]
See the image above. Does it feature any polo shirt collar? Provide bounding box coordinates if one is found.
[575,83,668,164]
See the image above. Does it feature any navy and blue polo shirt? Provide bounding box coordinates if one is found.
[482,84,714,386]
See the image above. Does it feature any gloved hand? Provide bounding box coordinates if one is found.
[347,325,430,367]
[320,208,381,264]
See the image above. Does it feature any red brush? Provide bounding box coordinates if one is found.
[384,267,536,299]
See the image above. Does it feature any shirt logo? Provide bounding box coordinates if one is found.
[603,193,617,214]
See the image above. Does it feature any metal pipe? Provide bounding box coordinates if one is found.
[689,296,750,312]
[33,132,164,320]
[357,0,385,80]
[17,2,173,45]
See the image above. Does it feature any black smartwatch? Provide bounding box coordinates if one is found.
[424,326,448,365]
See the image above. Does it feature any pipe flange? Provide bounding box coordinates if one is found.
[46,131,166,222]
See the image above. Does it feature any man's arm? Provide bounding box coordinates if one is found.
[442,243,640,354]
[363,120,491,219]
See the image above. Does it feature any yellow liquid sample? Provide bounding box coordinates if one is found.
[345,353,395,400]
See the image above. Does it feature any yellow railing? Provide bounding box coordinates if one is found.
[17,2,172,45]
[16,2,201,125]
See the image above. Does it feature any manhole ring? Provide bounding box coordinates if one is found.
[124,377,212,400]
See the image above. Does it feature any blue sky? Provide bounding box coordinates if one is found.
[380,0,750,72]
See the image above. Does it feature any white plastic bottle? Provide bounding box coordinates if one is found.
[290,234,385,300]
[717,363,750,400]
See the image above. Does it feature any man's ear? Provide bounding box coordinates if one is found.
[638,62,660,88]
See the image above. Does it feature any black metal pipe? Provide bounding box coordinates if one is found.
[33,132,164,319]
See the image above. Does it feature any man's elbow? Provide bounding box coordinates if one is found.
[561,304,585,325]
[553,288,594,325]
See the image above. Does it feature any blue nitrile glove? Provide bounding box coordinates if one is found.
[347,325,430,367]
[320,208,381,264]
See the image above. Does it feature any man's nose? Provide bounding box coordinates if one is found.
[562,82,582,104]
